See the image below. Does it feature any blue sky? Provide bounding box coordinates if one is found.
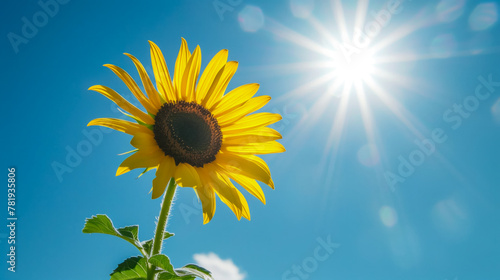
[2,0,500,279]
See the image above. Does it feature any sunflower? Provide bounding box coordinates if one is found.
[88,39,285,223]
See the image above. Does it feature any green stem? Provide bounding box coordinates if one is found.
[147,178,177,280]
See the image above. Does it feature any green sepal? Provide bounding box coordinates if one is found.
[137,167,156,179]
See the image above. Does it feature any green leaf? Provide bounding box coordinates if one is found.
[163,232,175,240]
[182,264,211,276]
[110,256,148,280]
[118,225,139,241]
[82,215,143,253]
[157,272,195,280]
[141,239,153,256]
[175,264,213,280]
[148,254,175,274]
[141,232,174,256]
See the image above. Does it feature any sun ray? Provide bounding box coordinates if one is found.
[370,67,429,96]
[355,81,377,144]
[307,16,342,48]
[364,76,427,139]
[321,81,353,184]
[244,60,333,75]
[265,16,336,58]
[331,0,350,42]
[370,8,438,55]
[354,0,370,34]
[275,71,337,102]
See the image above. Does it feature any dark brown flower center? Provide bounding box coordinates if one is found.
[153,101,222,167]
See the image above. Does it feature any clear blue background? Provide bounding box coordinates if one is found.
[2,0,500,279]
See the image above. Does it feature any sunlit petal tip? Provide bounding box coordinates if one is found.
[148,41,159,51]
[243,212,250,221]
[116,167,129,176]
[203,213,213,224]
[269,179,275,189]
[123,53,135,60]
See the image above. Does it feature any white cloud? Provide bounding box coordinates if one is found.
[193,252,246,280]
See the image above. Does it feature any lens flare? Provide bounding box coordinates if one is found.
[430,34,456,58]
[238,5,265,32]
[436,0,465,23]
[379,206,398,227]
[492,98,500,123]
[290,0,315,18]
[469,3,498,31]
[431,198,470,240]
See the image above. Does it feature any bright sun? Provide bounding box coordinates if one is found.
[333,50,375,84]
[263,0,428,180]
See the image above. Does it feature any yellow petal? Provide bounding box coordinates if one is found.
[174,163,201,188]
[180,45,201,102]
[149,41,175,102]
[88,118,152,135]
[174,38,191,99]
[88,85,154,124]
[195,184,216,224]
[217,95,271,126]
[212,83,259,117]
[221,113,282,134]
[206,167,243,220]
[130,132,158,149]
[225,172,266,204]
[152,157,175,199]
[216,153,274,189]
[237,188,250,220]
[196,49,228,103]
[223,141,286,155]
[223,127,282,145]
[124,53,163,109]
[116,148,163,176]
[203,61,239,110]
[104,64,158,115]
